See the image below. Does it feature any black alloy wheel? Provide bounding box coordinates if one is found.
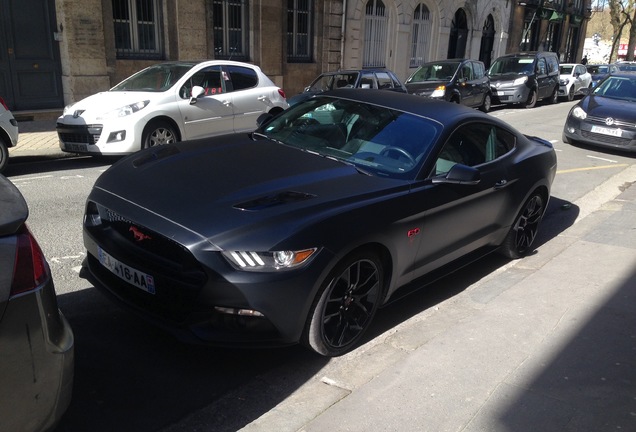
[500,192,545,259]
[304,252,383,357]
[142,121,178,149]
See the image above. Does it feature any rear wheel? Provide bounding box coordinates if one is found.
[499,192,546,259]
[548,86,559,104]
[303,251,383,357]
[142,121,178,149]
[0,140,8,173]
[525,88,538,108]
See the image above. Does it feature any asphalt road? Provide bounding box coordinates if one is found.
[3,99,635,431]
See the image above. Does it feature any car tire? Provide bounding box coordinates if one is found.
[0,139,8,173]
[142,121,178,149]
[525,88,538,108]
[567,85,574,101]
[499,192,546,259]
[480,93,492,113]
[548,86,559,104]
[303,251,384,357]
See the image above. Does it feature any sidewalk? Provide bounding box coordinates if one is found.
[9,117,62,156]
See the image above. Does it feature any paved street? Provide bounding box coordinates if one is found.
[5,103,636,432]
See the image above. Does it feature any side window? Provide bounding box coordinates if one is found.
[390,73,402,88]
[360,73,375,89]
[179,66,224,98]
[432,124,515,176]
[473,62,484,79]
[224,65,258,92]
[537,58,547,75]
[547,57,559,74]
[461,64,473,80]
[375,72,393,89]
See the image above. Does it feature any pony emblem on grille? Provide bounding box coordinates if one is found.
[129,226,152,242]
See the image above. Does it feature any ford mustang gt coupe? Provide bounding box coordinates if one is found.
[81,89,557,356]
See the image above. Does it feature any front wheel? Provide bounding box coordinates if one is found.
[0,140,8,173]
[525,88,538,108]
[567,85,575,101]
[499,192,546,259]
[142,121,178,149]
[303,251,384,357]
[480,93,492,113]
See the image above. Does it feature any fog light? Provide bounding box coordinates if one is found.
[567,126,576,133]
[215,306,264,317]
[107,130,126,143]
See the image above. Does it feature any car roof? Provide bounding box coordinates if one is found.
[151,60,264,70]
[319,88,494,124]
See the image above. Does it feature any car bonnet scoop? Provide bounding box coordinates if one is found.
[233,191,316,211]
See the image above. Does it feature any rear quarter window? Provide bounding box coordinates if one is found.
[225,66,258,91]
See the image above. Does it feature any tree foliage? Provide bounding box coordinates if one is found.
[602,0,635,61]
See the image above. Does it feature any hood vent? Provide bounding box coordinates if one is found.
[234,191,316,211]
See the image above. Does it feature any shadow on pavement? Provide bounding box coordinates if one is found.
[5,154,122,177]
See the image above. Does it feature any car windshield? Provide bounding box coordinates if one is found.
[560,65,574,75]
[257,96,442,180]
[488,57,534,75]
[308,73,358,92]
[111,63,196,92]
[406,62,460,83]
[592,76,636,100]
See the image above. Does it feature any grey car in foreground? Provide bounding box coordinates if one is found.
[0,175,74,431]
[563,72,636,152]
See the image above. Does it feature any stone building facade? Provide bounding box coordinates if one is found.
[0,0,588,111]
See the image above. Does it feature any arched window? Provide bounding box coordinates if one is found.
[479,14,495,68]
[363,0,388,67]
[447,8,468,59]
[410,4,431,67]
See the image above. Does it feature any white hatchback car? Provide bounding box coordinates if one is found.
[0,96,19,173]
[558,63,592,101]
[57,60,288,155]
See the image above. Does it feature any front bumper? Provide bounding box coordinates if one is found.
[563,116,636,152]
[57,117,143,155]
[490,84,530,105]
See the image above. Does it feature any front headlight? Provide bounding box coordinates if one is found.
[513,76,528,86]
[222,248,318,272]
[430,86,446,98]
[559,79,570,86]
[572,106,587,120]
[97,100,150,120]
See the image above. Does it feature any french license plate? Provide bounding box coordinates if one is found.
[98,247,156,294]
[64,143,87,152]
[591,125,622,137]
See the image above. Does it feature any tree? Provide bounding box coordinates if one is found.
[605,0,635,62]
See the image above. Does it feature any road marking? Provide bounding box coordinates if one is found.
[11,175,54,182]
[60,175,85,180]
[587,155,618,163]
[50,253,85,264]
[557,163,629,174]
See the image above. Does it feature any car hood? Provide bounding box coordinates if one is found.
[0,175,28,236]
[488,73,527,84]
[91,134,405,248]
[579,95,636,121]
[405,81,448,93]
[62,90,163,117]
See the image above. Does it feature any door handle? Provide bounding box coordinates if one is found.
[494,179,508,188]
[258,96,268,102]
[222,100,232,106]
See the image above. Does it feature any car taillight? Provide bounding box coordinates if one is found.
[0,96,8,111]
[10,225,50,297]
[278,89,287,99]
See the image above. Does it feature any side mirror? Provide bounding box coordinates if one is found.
[580,87,591,96]
[189,85,205,105]
[432,163,481,185]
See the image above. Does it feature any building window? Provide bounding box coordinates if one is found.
[112,0,163,59]
[213,0,249,60]
[287,0,313,62]
[410,4,431,67]
[364,0,388,67]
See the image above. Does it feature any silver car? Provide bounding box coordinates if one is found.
[0,96,19,173]
[0,175,74,431]
[57,60,289,155]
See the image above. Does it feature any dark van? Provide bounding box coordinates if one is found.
[405,59,492,112]
[488,51,560,108]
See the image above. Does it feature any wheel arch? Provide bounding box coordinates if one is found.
[142,115,182,142]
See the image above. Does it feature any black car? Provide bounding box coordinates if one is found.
[0,175,74,431]
[287,69,407,105]
[586,63,619,88]
[81,90,557,356]
[563,72,636,152]
[405,59,492,112]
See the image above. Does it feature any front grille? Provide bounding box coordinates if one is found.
[587,116,636,129]
[57,123,103,144]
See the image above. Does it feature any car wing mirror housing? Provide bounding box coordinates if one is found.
[190,85,206,105]
[432,163,481,185]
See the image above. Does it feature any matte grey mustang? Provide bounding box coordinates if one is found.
[81,89,557,356]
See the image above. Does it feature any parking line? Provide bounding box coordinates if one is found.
[557,163,629,174]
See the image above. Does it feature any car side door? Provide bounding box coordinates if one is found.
[177,65,234,140]
[535,57,551,99]
[458,62,476,106]
[409,122,517,278]
[225,65,274,133]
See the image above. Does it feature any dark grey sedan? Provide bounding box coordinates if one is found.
[0,175,74,431]
[563,72,636,152]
